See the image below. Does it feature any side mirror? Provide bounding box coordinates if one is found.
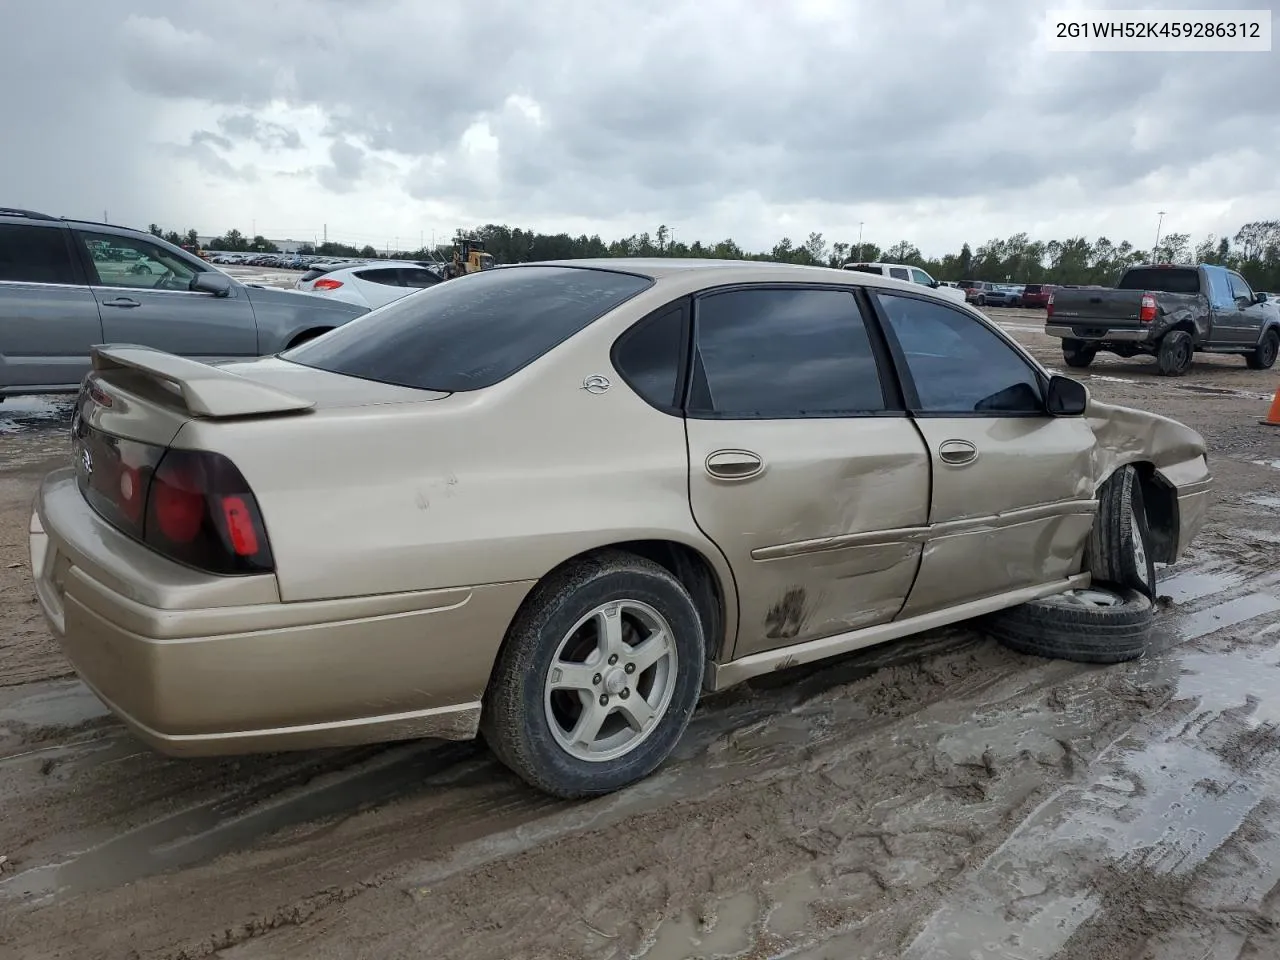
[1255,291,1268,304]
[190,271,232,297]
[928,280,940,288]
[1045,374,1088,416]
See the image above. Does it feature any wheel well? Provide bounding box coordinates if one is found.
[286,327,332,348]
[1132,463,1178,564]
[512,540,728,665]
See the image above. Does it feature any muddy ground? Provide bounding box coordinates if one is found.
[1,291,1279,959]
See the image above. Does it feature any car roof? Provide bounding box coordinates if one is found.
[525,258,871,282]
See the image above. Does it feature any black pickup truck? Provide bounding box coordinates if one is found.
[1044,263,1280,376]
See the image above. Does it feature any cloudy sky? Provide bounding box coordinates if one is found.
[4,0,1278,256]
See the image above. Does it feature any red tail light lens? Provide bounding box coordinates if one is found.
[1046,292,1055,319]
[73,417,274,575]
[313,278,343,290]
[1139,293,1157,323]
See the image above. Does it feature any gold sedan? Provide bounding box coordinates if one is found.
[30,260,1211,797]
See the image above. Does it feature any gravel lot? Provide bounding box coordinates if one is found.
[1,273,1278,959]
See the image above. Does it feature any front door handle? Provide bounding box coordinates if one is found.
[101,297,141,308]
[705,449,765,480]
[938,439,978,466]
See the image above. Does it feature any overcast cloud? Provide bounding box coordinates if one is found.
[3,0,1278,255]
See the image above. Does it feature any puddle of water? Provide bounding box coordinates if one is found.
[899,636,1280,960]
[1251,460,1280,471]
[0,395,74,435]
[1248,496,1280,510]
[1177,593,1280,642]
[639,889,759,959]
[0,680,108,733]
[1088,375,1137,384]
[764,869,824,939]
[1159,569,1247,605]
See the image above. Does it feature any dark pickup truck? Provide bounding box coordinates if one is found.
[1045,263,1280,376]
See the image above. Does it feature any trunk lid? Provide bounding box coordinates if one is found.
[1049,288,1150,327]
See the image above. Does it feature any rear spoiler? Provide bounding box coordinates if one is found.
[90,345,316,418]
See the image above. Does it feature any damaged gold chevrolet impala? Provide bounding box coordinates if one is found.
[29,260,1211,798]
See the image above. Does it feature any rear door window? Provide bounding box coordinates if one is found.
[355,268,407,287]
[283,266,653,392]
[0,224,80,285]
[889,267,910,281]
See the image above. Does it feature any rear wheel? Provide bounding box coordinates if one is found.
[481,551,705,798]
[1156,330,1193,376]
[976,295,987,306]
[984,587,1154,664]
[1062,339,1097,369]
[1247,329,1279,370]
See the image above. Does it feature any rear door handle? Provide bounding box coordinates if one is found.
[101,297,140,308]
[938,439,978,466]
[705,449,765,480]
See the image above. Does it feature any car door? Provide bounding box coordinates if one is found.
[74,230,259,359]
[0,222,103,391]
[1226,270,1268,346]
[682,285,931,659]
[868,290,1098,618]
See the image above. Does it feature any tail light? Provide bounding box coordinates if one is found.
[313,278,343,291]
[1046,292,1055,319]
[1139,293,1157,323]
[74,423,274,575]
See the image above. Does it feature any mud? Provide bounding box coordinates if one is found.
[0,316,1277,959]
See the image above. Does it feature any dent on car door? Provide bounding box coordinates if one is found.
[0,223,102,391]
[75,230,259,359]
[1227,270,1266,344]
[870,292,1098,617]
[682,286,931,659]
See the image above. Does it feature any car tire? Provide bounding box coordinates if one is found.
[977,296,986,306]
[1086,464,1159,599]
[1062,339,1097,368]
[1246,328,1279,370]
[1156,329,1193,376]
[481,550,705,799]
[984,587,1154,664]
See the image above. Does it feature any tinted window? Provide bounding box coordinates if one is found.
[0,224,78,284]
[613,302,686,409]
[1228,272,1253,300]
[1024,284,1042,294]
[283,266,652,392]
[355,268,406,287]
[77,231,200,290]
[400,269,441,288]
[843,265,882,276]
[1117,268,1200,294]
[889,267,910,281]
[876,293,1042,415]
[690,288,886,418]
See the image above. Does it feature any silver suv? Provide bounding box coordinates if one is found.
[0,208,369,400]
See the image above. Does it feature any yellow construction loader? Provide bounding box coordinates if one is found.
[443,236,496,279]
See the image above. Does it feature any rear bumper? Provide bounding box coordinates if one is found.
[1046,324,1153,344]
[30,468,533,757]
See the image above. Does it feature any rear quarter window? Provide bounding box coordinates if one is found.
[282,265,653,392]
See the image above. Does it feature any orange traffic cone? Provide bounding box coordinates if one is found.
[1264,386,1280,426]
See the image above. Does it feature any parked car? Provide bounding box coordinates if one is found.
[840,261,967,304]
[0,208,369,398]
[1046,263,1280,375]
[32,260,1211,799]
[1021,283,1055,309]
[294,260,446,309]
[984,285,1024,308]
[957,280,995,305]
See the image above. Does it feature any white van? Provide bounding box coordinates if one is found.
[841,262,968,305]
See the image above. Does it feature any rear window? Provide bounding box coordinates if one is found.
[1023,284,1042,294]
[282,265,653,392]
[843,265,882,276]
[300,267,337,282]
[1117,268,1200,295]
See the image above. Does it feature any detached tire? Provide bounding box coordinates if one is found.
[481,550,705,799]
[1062,339,1097,369]
[985,587,1154,664]
[1156,330,1193,376]
[1246,329,1279,370]
[1087,464,1158,599]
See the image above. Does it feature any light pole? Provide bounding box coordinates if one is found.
[1154,211,1167,257]
[857,221,864,261]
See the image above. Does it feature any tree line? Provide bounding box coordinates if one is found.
[145,219,1280,290]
